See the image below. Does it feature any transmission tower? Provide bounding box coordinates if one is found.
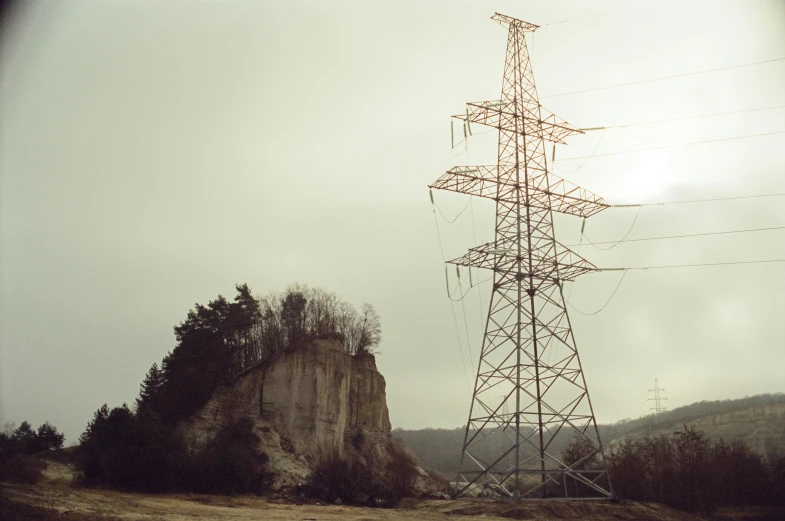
[648,378,667,414]
[430,13,614,499]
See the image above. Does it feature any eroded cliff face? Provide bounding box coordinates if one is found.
[180,338,392,488]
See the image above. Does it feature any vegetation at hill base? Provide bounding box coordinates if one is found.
[395,400,785,513]
[394,393,785,479]
[607,426,785,511]
[0,421,65,484]
[306,434,420,507]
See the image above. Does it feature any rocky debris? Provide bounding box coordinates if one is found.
[449,481,509,498]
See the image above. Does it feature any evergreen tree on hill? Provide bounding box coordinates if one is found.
[34,422,64,452]
[136,363,166,412]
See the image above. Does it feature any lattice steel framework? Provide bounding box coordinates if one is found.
[429,13,614,500]
[648,379,668,414]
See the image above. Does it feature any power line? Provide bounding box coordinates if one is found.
[542,57,785,99]
[569,255,785,313]
[597,259,785,272]
[540,0,693,28]
[605,104,785,129]
[456,268,475,371]
[648,193,785,206]
[581,206,644,251]
[554,128,607,174]
[553,105,785,172]
[434,198,472,223]
[430,194,472,389]
[611,192,785,209]
[556,130,785,162]
[575,225,785,248]
[567,270,627,316]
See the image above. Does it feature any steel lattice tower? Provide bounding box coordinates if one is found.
[648,379,667,413]
[429,13,614,499]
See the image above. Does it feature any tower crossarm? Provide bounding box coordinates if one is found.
[445,240,597,282]
[542,171,609,217]
[491,12,540,31]
[457,101,585,144]
[430,166,610,218]
[429,165,517,203]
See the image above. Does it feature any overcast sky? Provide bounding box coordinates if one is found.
[2,0,784,443]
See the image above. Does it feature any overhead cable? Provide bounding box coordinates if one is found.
[542,57,785,99]
[574,225,785,248]
[604,104,785,129]
[611,192,785,209]
[557,130,785,162]
[596,259,785,272]
[567,271,628,316]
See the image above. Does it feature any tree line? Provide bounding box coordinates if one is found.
[606,426,785,511]
[0,421,65,483]
[393,425,785,510]
[0,421,64,457]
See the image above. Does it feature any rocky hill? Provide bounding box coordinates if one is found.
[394,393,785,476]
[180,337,410,491]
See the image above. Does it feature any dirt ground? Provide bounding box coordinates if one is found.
[0,481,703,521]
[1,460,780,521]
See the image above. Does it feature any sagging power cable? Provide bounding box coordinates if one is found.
[542,57,785,99]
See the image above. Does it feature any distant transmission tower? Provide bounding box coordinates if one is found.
[430,13,614,499]
[648,378,667,414]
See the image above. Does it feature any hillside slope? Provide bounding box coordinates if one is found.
[394,393,785,476]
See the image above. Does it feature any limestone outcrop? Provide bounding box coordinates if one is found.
[180,338,393,489]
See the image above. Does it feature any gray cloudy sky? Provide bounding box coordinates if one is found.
[2,0,784,443]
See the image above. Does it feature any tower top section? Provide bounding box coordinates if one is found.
[491,13,539,32]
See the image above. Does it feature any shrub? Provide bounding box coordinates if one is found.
[78,404,185,492]
[381,443,419,505]
[307,449,371,504]
[0,454,46,483]
[306,437,419,507]
[186,420,269,495]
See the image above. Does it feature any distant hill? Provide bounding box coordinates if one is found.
[393,393,785,476]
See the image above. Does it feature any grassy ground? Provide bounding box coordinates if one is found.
[0,481,704,521]
[2,459,783,521]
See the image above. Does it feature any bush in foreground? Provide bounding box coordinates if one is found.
[306,433,418,507]
[185,419,270,495]
[0,454,47,484]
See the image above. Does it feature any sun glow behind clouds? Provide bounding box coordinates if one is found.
[600,154,680,203]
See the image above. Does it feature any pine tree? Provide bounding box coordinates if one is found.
[136,363,165,412]
[12,421,37,454]
[35,422,65,452]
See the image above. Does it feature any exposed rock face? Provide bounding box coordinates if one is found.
[180,338,392,489]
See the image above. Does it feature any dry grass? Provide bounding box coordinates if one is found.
[1,479,725,521]
[5,461,782,521]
